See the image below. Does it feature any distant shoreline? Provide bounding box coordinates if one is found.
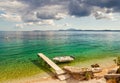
[58,30,120,32]
[1,30,120,32]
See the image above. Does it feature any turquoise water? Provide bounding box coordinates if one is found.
[0,31,120,81]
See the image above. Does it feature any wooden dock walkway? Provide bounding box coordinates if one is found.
[38,53,70,80]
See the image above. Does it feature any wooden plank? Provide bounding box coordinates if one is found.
[38,53,65,73]
[38,53,70,80]
[57,74,70,81]
[104,74,120,79]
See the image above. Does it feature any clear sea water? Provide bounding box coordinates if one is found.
[0,31,120,82]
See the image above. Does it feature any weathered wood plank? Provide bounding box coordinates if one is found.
[104,74,120,79]
[38,53,70,80]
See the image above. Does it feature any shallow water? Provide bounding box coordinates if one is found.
[0,31,120,82]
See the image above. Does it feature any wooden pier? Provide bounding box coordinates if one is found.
[38,53,70,80]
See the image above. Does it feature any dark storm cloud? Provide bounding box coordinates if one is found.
[84,0,120,11]
[17,0,120,19]
[68,0,92,17]
[1,0,120,23]
[68,0,120,17]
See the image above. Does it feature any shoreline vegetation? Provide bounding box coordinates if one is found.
[1,57,118,83]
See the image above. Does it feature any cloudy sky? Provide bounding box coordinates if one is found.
[0,0,120,31]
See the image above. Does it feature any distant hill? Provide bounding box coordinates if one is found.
[58,29,120,32]
[59,28,82,31]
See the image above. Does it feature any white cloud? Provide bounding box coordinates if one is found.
[0,13,21,22]
[23,22,34,26]
[39,20,55,26]
[92,7,115,20]
[0,0,27,13]
[55,13,67,20]
[15,24,24,28]
[93,11,114,20]
[63,23,71,27]
[0,1,24,7]
[15,20,56,28]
